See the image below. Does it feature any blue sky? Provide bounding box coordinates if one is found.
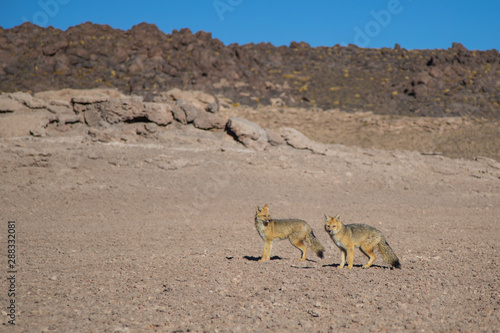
[1,1,499,50]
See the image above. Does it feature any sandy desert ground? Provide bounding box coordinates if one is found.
[1,111,499,332]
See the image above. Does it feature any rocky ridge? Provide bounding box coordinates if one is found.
[0,22,499,119]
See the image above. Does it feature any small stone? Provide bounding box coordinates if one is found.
[145,122,158,133]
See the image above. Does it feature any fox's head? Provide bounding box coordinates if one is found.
[256,204,271,221]
[324,214,342,234]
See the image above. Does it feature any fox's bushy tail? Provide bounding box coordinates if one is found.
[305,230,324,259]
[378,239,401,269]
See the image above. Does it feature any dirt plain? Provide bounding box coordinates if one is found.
[1,99,500,332]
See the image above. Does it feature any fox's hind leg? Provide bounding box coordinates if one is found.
[360,245,376,268]
[290,238,308,261]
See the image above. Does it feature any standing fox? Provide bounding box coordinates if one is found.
[255,204,324,261]
[324,214,401,269]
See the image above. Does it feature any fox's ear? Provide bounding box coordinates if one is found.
[334,214,340,221]
[324,214,330,222]
[257,205,262,212]
[263,204,269,209]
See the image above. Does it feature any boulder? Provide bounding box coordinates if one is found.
[193,111,227,130]
[71,94,146,126]
[0,109,56,138]
[279,127,327,154]
[9,91,48,109]
[0,94,24,113]
[72,94,110,105]
[99,96,145,124]
[82,107,104,127]
[35,88,125,106]
[57,113,81,125]
[171,104,188,125]
[144,102,174,126]
[226,117,268,151]
[177,100,199,123]
[160,88,218,113]
[266,129,286,146]
[42,38,69,56]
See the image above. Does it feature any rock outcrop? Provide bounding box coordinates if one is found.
[0,23,499,119]
[0,88,324,153]
[226,117,269,151]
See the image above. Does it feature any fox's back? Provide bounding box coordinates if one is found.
[344,223,383,243]
[271,218,307,224]
[268,218,310,237]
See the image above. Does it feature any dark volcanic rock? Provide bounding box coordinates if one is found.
[0,22,499,118]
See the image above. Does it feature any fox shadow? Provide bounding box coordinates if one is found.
[243,256,321,265]
[322,263,392,269]
[243,255,283,261]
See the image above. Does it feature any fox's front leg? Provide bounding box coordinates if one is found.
[259,240,272,261]
[346,247,355,269]
[337,248,346,269]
